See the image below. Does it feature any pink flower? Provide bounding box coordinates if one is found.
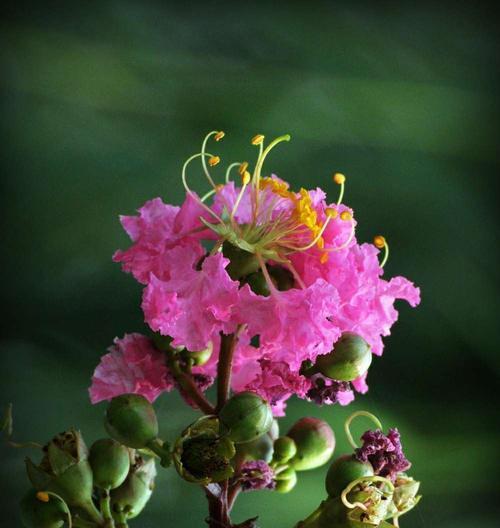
[89,333,174,404]
[142,250,240,351]
[245,359,312,416]
[113,195,210,284]
[237,279,341,370]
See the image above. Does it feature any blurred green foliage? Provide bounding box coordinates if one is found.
[1,1,499,527]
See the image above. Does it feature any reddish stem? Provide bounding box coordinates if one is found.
[216,333,238,412]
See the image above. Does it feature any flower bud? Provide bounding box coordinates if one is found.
[110,455,156,520]
[272,436,297,464]
[287,417,335,471]
[219,391,273,443]
[89,438,130,490]
[274,467,297,493]
[173,416,235,484]
[105,394,159,449]
[314,333,372,382]
[20,490,68,528]
[325,454,374,498]
[25,430,97,517]
[185,341,213,366]
[235,433,274,463]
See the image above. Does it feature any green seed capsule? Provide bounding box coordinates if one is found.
[273,436,298,464]
[20,490,68,528]
[275,468,297,493]
[110,456,156,520]
[325,454,374,498]
[235,433,274,463]
[222,242,260,280]
[314,333,372,382]
[219,391,273,443]
[105,394,159,449]
[245,272,271,296]
[89,438,130,490]
[287,417,335,471]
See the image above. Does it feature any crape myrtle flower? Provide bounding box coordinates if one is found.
[93,131,420,416]
[355,428,411,481]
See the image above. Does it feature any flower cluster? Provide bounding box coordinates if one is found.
[90,131,420,416]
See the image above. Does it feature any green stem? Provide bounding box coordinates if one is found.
[168,357,215,414]
[72,517,98,528]
[100,490,114,527]
[147,437,172,467]
[216,333,238,412]
[80,500,104,526]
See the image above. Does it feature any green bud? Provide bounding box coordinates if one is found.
[235,433,274,463]
[25,430,96,516]
[275,468,297,493]
[184,341,213,366]
[313,333,372,382]
[272,436,298,464]
[287,417,335,471]
[89,438,130,490]
[325,455,374,498]
[173,416,235,484]
[105,394,159,449]
[110,455,156,520]
[219,391,273,443]
[222,242,260,280]
[20,490,68,528]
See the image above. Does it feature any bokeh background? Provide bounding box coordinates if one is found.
[1,1,499,527]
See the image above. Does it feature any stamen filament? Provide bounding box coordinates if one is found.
[256,252,279,296]
[333,172,346,205]
[285,260,307,289]
[344,410,383,449]
[340,476,394,512]
[200,131,221,189]
[324,222,356,253]
[226,162,242,183]
[374,235,389,268]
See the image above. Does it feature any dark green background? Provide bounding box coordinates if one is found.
[1,2,499,527]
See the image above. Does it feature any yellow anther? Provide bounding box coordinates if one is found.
[239,161,249,175]
[333,172,346,185]
[214,131,225,141]
[36,491,50,503]
[340,211,352,221]
[215,184,224,192]
[242,171,251,185]
[208,156,220,167]
[320,252,329,264]
[373,235,386,249]
[317,237,325,250]
[326,207,338,219]
[251,134,265,146]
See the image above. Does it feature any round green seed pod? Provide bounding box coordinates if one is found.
[20,490,67,528]
[287,417,335,471]
[273,436,298,464]
[235,433,274,463]
[89,438,130,490]
[219,391,273,443]
[105,394,158,449]
[325,454,374,498]
[314,333,372,382]
[275,468,297,493]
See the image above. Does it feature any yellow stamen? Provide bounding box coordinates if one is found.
[239,161,249,175]
[374,235,389,267]
[214,131,225,141]
[326,207,338,219]
[320,252,329,264]
[216,184,224,192]
[36,491,50,503]
[242,171,251,185]
[208,156,220,167]
[340,211,352,221]
[373,235,386,249]
[333,172,346,185]
[251,134,265,145]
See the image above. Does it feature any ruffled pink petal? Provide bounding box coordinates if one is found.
[89,333,174,404]
[142,251,240,351]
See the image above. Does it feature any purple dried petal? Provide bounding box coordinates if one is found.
[240,460,276,491]
[306,376,352,406]
[355,427,411,481]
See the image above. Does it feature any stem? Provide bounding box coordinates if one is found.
[227,484,242,512]
[169,358,216,415]
[100,490,114,527]
[80,500,104,526]
[216,333,238,412]
[205,482,232,528]
[73,518,98,528]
